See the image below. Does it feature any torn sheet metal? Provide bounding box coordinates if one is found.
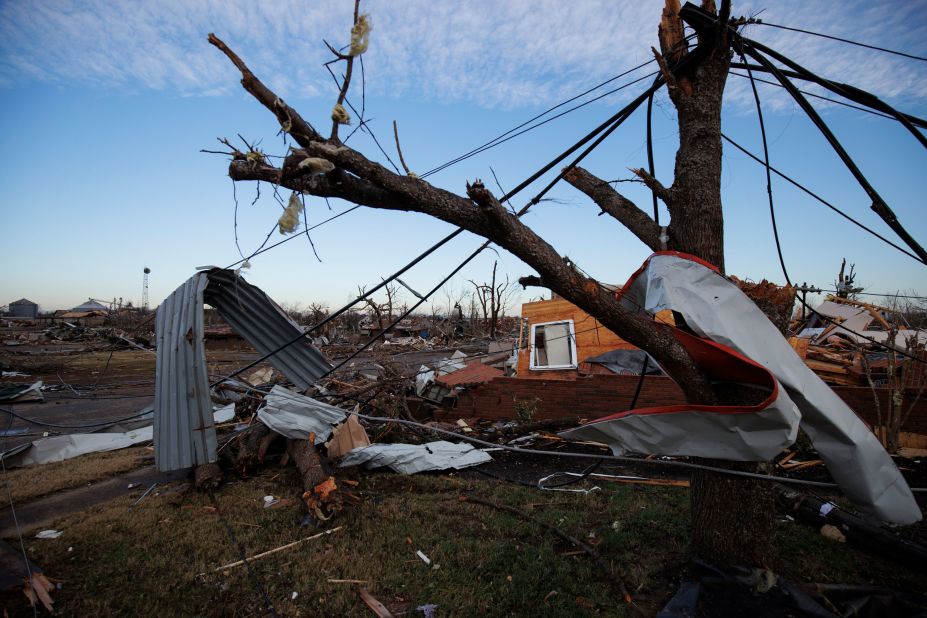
[154,274,214,472]
[339,440,492,474]
[4,406,232,468]
[203,268,331,389]
[562,252,919,525]
[257,385,346,444]
[5,426,153,467]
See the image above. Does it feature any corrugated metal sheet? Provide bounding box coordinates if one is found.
[204,269,331,389]
[154,274,216,471]
[153,269,332,472]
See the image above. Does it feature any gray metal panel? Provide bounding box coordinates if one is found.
[154,274,216,472]
[204,269,332,389]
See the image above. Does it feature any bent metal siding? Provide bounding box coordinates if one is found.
[154,269,332,472]
[204,268,331,390]
[154,274,215,472]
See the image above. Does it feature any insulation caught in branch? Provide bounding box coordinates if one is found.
[279,192,304,234]
[350,14,372,56]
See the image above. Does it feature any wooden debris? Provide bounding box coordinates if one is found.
[359,587,395,618]
[22,573,55,613]
[215,526,343,571]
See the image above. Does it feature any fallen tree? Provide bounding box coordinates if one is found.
[208,0,791,566]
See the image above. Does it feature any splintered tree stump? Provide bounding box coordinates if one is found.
[194,462,223,490]
[287,438,342,522]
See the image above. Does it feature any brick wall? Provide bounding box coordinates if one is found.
[447,376,927,436]
[449,375,685,421]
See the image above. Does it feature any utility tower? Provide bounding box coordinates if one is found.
[142,267,151,312]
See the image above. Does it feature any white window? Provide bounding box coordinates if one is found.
[529,320,577,370]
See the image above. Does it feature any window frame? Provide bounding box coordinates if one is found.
[528,319,578,370]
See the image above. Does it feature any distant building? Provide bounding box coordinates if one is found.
[8,298,38,318]
[71,299,109,312]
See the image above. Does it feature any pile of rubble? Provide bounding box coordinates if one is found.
[790,296,927,387]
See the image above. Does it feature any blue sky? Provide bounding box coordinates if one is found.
[1,0,926,315]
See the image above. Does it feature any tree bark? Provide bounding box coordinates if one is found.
[287,438,343,521]
[236,421,271,473]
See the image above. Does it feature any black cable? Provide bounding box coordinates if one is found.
[421,33,699,179]
[739,49,790,284]
[321,242,492,378]
[729,70,910,124]
[728,62,927,130]
[0,407,151,430]
[820,290,927,301]
[645,92,660,225]
[754,21,927,63]
[472,467,538,487]
[540,458,605,489]
[732,65,927,365]
[208,491,278,617]
[740,40,927,264]
[422,70,658,179]
[628,355,649,410]
[223,205,362,271]
[721,134,924,264]
[740,38,927,150]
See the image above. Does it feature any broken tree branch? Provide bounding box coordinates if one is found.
[214,36,719,406]
[392,120,414,176]
[563,167,662,250]
[208,34,320,147]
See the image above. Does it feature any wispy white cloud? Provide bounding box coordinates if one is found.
[1,0,925,113]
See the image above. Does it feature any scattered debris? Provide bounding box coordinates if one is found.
[34,530,63,539]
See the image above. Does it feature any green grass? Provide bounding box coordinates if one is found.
[2,466,923,616]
